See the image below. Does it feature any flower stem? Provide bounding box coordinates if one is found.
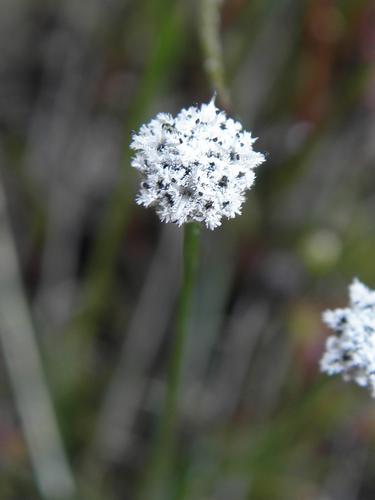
[164,222,201,432]
[137,222,201,500]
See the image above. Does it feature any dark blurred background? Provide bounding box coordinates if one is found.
[1,0,375,499]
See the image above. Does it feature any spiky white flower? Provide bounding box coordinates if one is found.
[320,279,375,396]
[130,98,265,229]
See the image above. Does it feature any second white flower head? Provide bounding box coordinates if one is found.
[130,98,265,229]
[321,279,375,397]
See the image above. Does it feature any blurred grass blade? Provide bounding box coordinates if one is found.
[0,177,77,499]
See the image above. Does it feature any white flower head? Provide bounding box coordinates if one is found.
[320,278,375,397]
[130,97,265,229]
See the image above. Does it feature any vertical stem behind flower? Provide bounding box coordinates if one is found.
[199,0,230,110]
[137,223,201,500]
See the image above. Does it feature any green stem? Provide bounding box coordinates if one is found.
[199,0,230,110]
[165,222,201,433]
[138,222,201,500]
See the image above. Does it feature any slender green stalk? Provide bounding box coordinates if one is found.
[199,0,230,110]
[137,222,201,500]
[164,223,201,433]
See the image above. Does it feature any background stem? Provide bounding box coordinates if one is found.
[199,0,230,110]
[0,177,77,499]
